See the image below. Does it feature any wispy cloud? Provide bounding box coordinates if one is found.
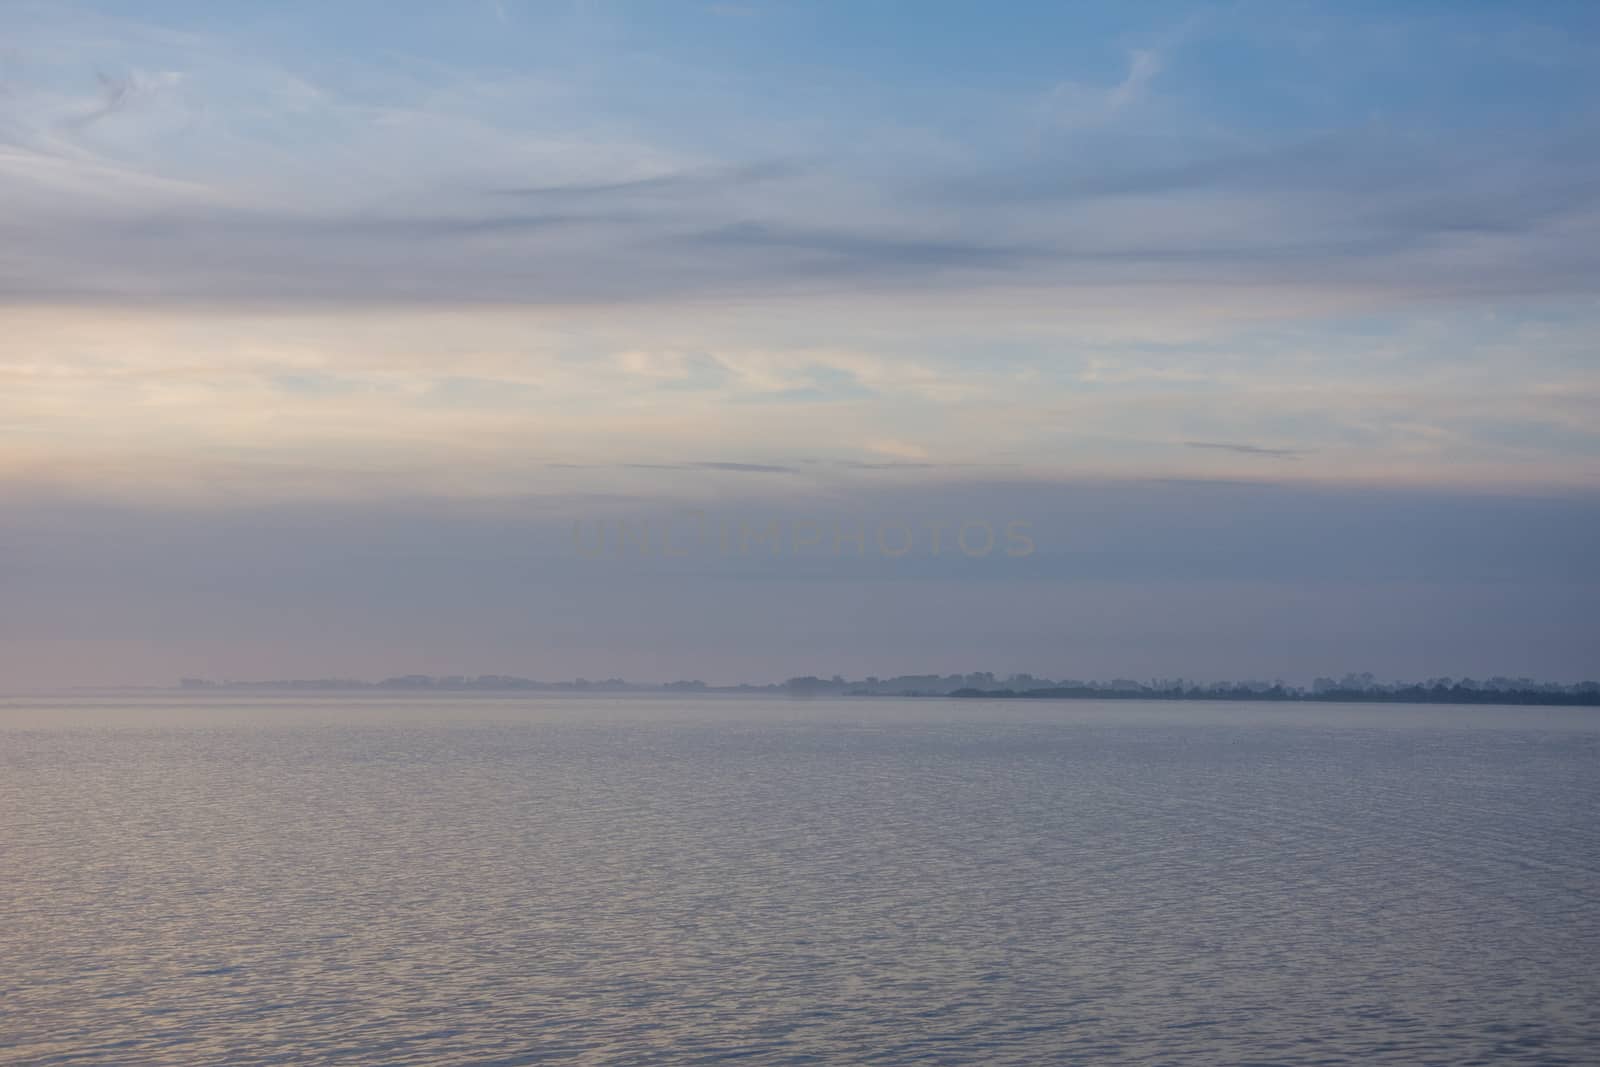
[4,7,1598,310]
[486,160,803,201]
[1185,441,1312,459]
[1042,48,1162,132]
[2,1,1599,503]
[622,461,798,474]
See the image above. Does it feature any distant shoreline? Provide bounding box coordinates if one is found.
[945,686,1600,707]
[144,674,1600,707]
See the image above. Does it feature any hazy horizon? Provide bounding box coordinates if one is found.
[5,479,1595,689]
[23,668,1600,697]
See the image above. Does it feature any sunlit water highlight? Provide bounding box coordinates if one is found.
[3,695,1597,1064]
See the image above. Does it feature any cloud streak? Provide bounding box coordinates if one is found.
[3,9,1599,309]
[1186,441,1311,459]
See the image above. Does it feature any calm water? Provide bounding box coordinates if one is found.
[2,695,1597,1065]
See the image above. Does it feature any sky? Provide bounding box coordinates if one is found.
[1,0,1597,688]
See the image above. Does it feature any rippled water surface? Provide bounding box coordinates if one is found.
[3,695,1597,1064]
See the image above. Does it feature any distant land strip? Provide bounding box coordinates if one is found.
[945,685,1600,706]
[172,674,1600,706]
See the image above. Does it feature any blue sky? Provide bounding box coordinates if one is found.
[1,1,1596,686]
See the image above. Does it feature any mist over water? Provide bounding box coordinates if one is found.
[4,695,1597,1064]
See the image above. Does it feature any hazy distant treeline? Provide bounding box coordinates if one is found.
[947,683,1600,706]
[177,672,1600,705]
